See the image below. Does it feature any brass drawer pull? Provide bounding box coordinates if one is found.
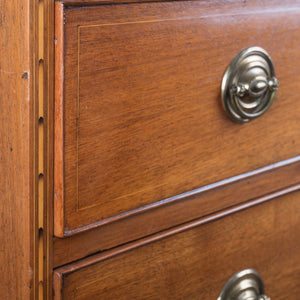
[217,269,270,300]
[222,47,278,123]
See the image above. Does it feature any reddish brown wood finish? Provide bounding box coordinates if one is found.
[60,0,177,4]
[43,0,56,298]
[55,1,300,236]
[53,189,300,299]
[53,162,300,267]
[54,1,65,238]
[59,0,299,7]
[0,0,39,298]
[2,0,299,298]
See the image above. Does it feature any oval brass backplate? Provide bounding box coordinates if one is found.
[221,47,278,123]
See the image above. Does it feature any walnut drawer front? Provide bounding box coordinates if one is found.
[54,1,300,236]
[53,190,300,299]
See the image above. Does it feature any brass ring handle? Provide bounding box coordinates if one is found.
[221,47,278,123]
[217,269,270,300]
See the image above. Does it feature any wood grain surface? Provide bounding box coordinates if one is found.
[59,0,299,7]
[53,189,300,299]
[43,0,56,298]
[54,1,65,238]
[55,1,300,236]
[2,0,299,298]
[0,0,38,298]
[53,161,300,267]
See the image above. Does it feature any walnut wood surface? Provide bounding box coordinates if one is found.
[60,0,176,4]
[59,0,298,7]
[2,0,299,298]
[54,1,65,238]
[53,161,300,267]
[53,189,300,299]
[0,0,38,298]
[44,0,56,298]
[55,1,300,236]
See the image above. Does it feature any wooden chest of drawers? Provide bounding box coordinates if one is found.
[1,0,299,298]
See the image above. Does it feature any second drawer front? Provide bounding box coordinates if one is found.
[53,190,300,299]
[55,1,300,235]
